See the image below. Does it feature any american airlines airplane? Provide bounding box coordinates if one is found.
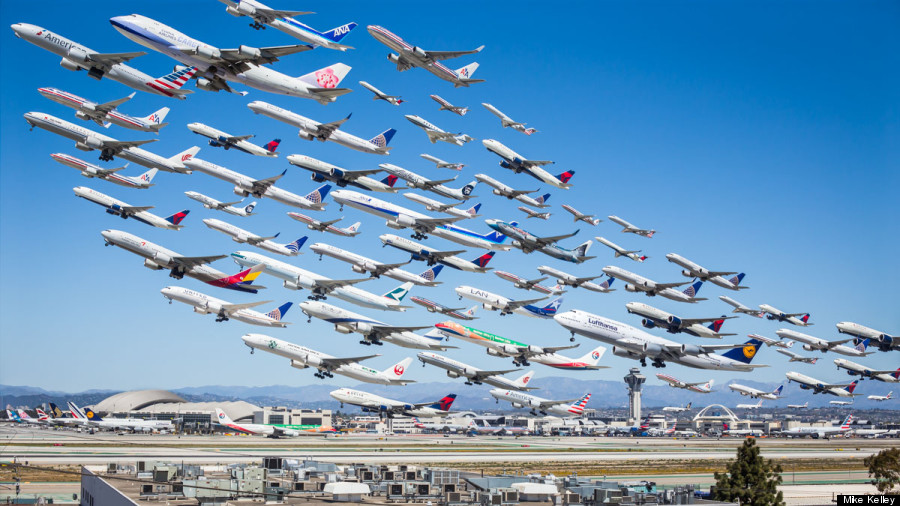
[203,218,305,256]
[421,153,464,170]
[656,374,714,393]
[455,285,547,317]
[482,103,537,135]
[161,286,291,327]
[665,253,747,291]
[429,95,468,115]
[785,372,860,397]
[833,359,899,383]
[594,237,648,263]
[309,242,442,286]
[74,186,188,230]
[380,164,476,200]
[537,266,615,293]
[775,329,872,357]
[719,296,764,317]
[185,192,256,217]
[759,304,813,326]
[602,265,705,303]
[491,390,590,417]
[405,115,474,146]
[331,190,465,240]
[299,301,449,350]
[379,234,496,273]
[417,352,535,390]
[475,173,551,208]
[288,213,360,237]
[624,302,735,338]
[836,321,898,352]
[483,139,574,189]
[187,122,279,157]
[493,271,565,295]
[359,80,402,105]
[608,215,655,238]
[287,155,396,192]
[781,414,853,439]
[38,87,169,133]
[330,388,456,418]
[403,194,481,220]
[52,153,157,189]
[217,0,357,51]
[367,25,483,87]
[728,383,784,400]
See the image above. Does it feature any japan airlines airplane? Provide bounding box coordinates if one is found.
[775,329,872,357]
[608,215,655,238]
[368,25,483,87]
[759,304,813,326]
[11,23,196,99]
[421,153,464,170]
[781,414,853,439]
[405,115,474,146]
[482,103,537,135]
[562,205,600,225]
[288,213,360,237]
[662,403,692,413]
[185,192,256,217]
[359,80,402,104]
[242,334,413,385]
[330,388,456,418]
[161,286,290,327]
[378,234,496,273]
[417,352,535,390]
[491,390,590,417]
[537,266,615,293]
[720,296,764,317]
[868,391,892,402]
[729,383,784,400]
[52,153,157,189]
[410,297,477,320]
[475,174,550,208]
[485,220,593,263]
[74,186,188,230]
[217,0,356,51]
[602,266,705,303]
[187,122,279,157]
[483,139,574,189]
[665,253,748,291]
[299,301,449,350]
[594,237,647,263]
[455,285,547,316]
[39,87,169,133]
[777,349,818,364]
[332,190,465,240]
[834,359,900,383]
[518,206,551,220]
[309,242,442,286]
[656,374,714,393]
[736,399,763,410]
[836,321,898,352]
[215,408,330,437]
[430,95,468,115]
[624,302,735,338]
[111,14,354,103]
[203,218,306,256]
[381,164,476,200]
[785,372,860,397]
[403,194,481,220]
[493,271,565,295]
[288,155,396,193]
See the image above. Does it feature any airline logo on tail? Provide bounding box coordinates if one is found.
[263,139,281,153]
[847,380,858,394]
[800,313,811,324]
[370,128,397,148]
[166,210,190,225]
[305,185,331,205]
[384,282,413,302]
[840,414,853,429]
[557,171,575,183]
[432,394,456,411]
[472,251,495,268]
[286,237,308,253]
[568,393,591,414]
[591,350,601,360]
[421,265,443,282]
[394,364,405,376]
[709,319,726,333]
[147,66,198,96]
[684,281,703,298]
[266,302,292,321]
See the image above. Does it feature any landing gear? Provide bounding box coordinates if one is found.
[99,149,115,162]
[640,359,647,367]
[411,232,428,240]
[215,316,229,323]
[307,294,327,301]
[465,381,473,386]
[249,21,266,30]
[570,336,576,342]
[652,359,665,368]
[168,268,185,280]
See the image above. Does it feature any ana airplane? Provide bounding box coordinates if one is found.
[332,190,465,240]
[594,237,647,263]
[785,372,860,397]
[379,234,496,273]
[421,153,464,170]
[735,399,763,410]
[405,115,474,146]
[656,374,714,393]
[608,215,655,238]
[787,402,808,409]
[729,383,784,400]
[74,186,187,230]
[602,266,705,303]
[187,122,279,157]
[38,87,169,133]
[719,296,764,317]
[217,0,356,51]
[665,253,747,291]
[624,302,735,338]
[410,297,478,320]
[403,193,481,220]
[780,414,853,439]
[662,402,693,413]
[537,266,615,293]
[242,334,413,385]
[11,23,196,99]
[429,95,468,115]
[380,163,476,200]
[759,304,813,326]
[367,25,483,87]
[215,408,330,437]
[101,229,263,293]
[288,213,360,237]
[111,14,354,103]
[475,173,551,208]
[833,359,900,383]
[490,390,590,417]
[417,352,536,390]
[777,349,819,364]
[455,285,547,317]
[867,391,892,402]
[430,224,511,251]
[518,206,551,220]
[330,388,456,418]
[836,322,898,352]
[561,205,600,225]
[775,329,872,357]
[185,191,256,217]
[359,80,402,105]
[161,286,290,326]
[51,153,157,189]
[309,242,442,286]
[749,333,794,349]
[482,103,536,135]
[485,220,593,263]
[203,218,305,256]
[483,139,574,189]
[493,271,565,295]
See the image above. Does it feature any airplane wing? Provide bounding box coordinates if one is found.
[220,300,272,313]
[825,338,854,347]
[308,88,355,103]
[425,249,467,259]
[319,355,381,369]
[510,189,538,197]
[423,177,458,187]
[575,275,602,283]
[215,200,244,209]
[218,44,314,66]
[370,324,431,336]
[504,297,548,311]
[340,169,383,180]
[95,167,127,176]
[520,344,580,357]
[526,277,548,286]
[708,270,737,277]
[523,159,554,166]
[94,94,133,114]
[414,216,467,227]
[425,130,460,142]
[101,139,158,152]
[255,7,314,19]
[782,312,808,317]
[311,278,372,291]
[118,205,154,216]
[370,260,411,276]
[540,398,580,409]
[472,369,521,380]
[654,281,691,290]
[534,230,579,245]
[680,316,737,325]
[422,46,485,61]
[246,235,279,245]
[501,120,525,128]
[224,134,255,143]
[315,115,351,138]
[318,218,344,226]
[87,51,147,68]
[170,254,227,268]
[251,171,286,192]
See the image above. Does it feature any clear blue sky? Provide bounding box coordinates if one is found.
[1,1,897,404]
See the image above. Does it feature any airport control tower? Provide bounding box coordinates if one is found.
[624,368,646,425]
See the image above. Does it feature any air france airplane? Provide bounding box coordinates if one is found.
[367,25,483,87]
[475,173,551,208]
[161,286,290,326]
[38,87,169,133]
[490,390,590,417]
[330,388,456,418]
[602,265,705,303]
[624,302,736,338]
[429,95,468,115]
[421,153,464,170]
[380,163,476,200]
[187,122,279,157]
[309,242,443,286]
[482,103,537,135]
[775,329,872,357]
[483,139,574,189]
[203,218,305,256]
[74,186,188,230]
[594,237,647,263]
[834,359,899,383]
[666,253,747,291]
[405,115,474,146]
[288,155,396,192]
[332,190,465,240]
[417,353,535,390]
[379,234,496,273]
[608,215,655,238]
[52,153,156,189]
[537,266,615,293]
[403,193,481,220]
[359,80,402,105]
[217,0,357,51]
[185,191,256,217]
[287,213,361,237]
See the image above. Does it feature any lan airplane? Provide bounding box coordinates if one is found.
[656,374,714,393]
[330,388,456,418]
[217,0,356,51]
[367,25,483,87]
[454,285,547,317]
[73,186,187,230]
[483,139,574,189]
[161,286,290,327]
[52,153,157,189]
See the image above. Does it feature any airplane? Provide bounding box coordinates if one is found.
[602,265,705,303]
[187,123,279,157]
[299,301,450,350]
[656,374,714,393]
[403,193,481,220]
[161,286,291,327]
[51,153,157,189]
[608,215,655,238]
[11,23,196,99]
[665,253,748,291]
[12,409,48,426]
[421,153,464,170]
[74,186,188,230]
[775,329,872,357]
[518,206,551,220]
[38,87,169,133]
[82,408,174,432]
[359,80,402,105]
[434,321,608,370]
[735,399,763,410]
[624,302,735,338]
[331,189,466,240]
[405,115,474,146]
[185,158,329,210]
[367,25,483,87]
[308,242,442,286]
[787,402,808,409]
[110,14,354,103]
[749,333,794,349]
[554,309,767,370]
[830,400,853,406]
[537,266,615,293]
[729,383,784,400]
[203,218,306,256]
[561,205,600,226]
[216,0,356,51]
[594,237,647,263]
[330,388,456,418]
[474,174,551,208]
[490,390,590,417]
[417,352,536,391]
[379,234,496,273]
[215,408,331,437]
[759,304,813,326]
[493,270,565,295]
[287,213,360,237]
[185,191,256,217]
[785,372,860,397]
[242,333,413,385]
[431,223,511,252]
[719,296,765,317]
[101,229,264,293]
[662,402,693,413]
[833,359,899,383]
[430,95,468,115]
[780,414,853,439]
[836,321,898,352]
[483,139,574,189]
[868,391,893,402]
[777,349,819,364]
[485,220,593,263]
[380,163,476,200]
[454,286,547,316]
[410,297,478,320]
[512,297,566,319]
[482,103,537,135]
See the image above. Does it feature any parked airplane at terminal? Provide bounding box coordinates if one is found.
[379,234,495,273]
[776,329,872,357]
[161,286,290,326]
[608,215,655,238]
[656,374,714,393]
[777,349,818,364]
[381,163,476,200]
[185,191,256,217]
[833,359,899,382]
[781,414,853,439]
[215,408,328,437]
[403,194,481,220]
[203,218,305,256]
[187,122,279,157]
[475,174,550,208]
[719,296,764,317]
[482,103,536,135]
[405,115,474,146]
[760,304,813,326]
[483,139,574,189]
[785,372,860,397]
[309,242,442,286]
[330,388,456,418]
[490,390,590,417]
[288,213,360,237]
[410,297,477,320]
[359,80,402,104]
[485,220,593,263]
[624,302,735,338]
[39,87,169,133]
[493,271,564,295]
[537,266,614,293]
[594,237,647,263]
[83,408,173,432]
[367,25,483,87]
[216,0,356,51]
[421,153,464,170]
[665,253,747,291]
[417,353,536,391]
[836,321,898,352]
[602,266,704,303]
[729,383,783,400]
[74,186,187,230]
[561,205,600,225]
[52,153,157,189]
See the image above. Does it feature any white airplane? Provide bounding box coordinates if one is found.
[537,266,615,293]
[330,388,456,418]
[836,321,898,352]
[367,25,483,87]
[785,371,860,397]
[82,408,173,432]
[777,349,819,364]
[834,359,899,383]
[380,163,476,200]
[11,23,196,99]
[518,206,551,220]
[787,402,808,409]
[38,87,169,133]
[332,189,465,240]
[665,253,748,291]
[185,158,329,210]
[410,297,478,320]
[662,403,693,413]
[359,80,402,105]
[203,218,306,256]
[735,399,763,410]
[729,383,784,400]
[484,220,593,263]
[405,115,474,146]
[217,0,356,51]
[287,213,360,237]
[187,122,279,157]
[111,14,354,103]
[608,215,655,238]
[474,173,551,208]
[656,374,714,393]
[594,237,647,263]
[242,334,413,385]
[403,193,481,220]
[868,391,893,402]
[759,304,813,326]
[51,153,157,189]
[775,329,872,357]
[215,408,331,437]
[429,95,468,115]
[482,103,537,135]
[561,205,600,225]
[417,352,536,390]
[299,301,449,350]
[781,414,853,439]
[309,242,442,286]
[719,296,764,317]
[74,186,188,230]
[185,191,256,217]
[624,302,735,338]
[483,139,574,189]
[161,286,290,327]
[380,234,496,273]
[493,271,565,295]
[455,285,548,316]
[748,333,794,349]
[830,400,853,406]
[602,265,705,303]
[421,153,464,170]
[491,390,590,417]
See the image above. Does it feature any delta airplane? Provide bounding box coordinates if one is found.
[421,153,464,170]
[736,399,763,410]
[367,25,483,87]
[379,234,496,273]
[288,213,360,237]
[483,139,574,189]
[430,95,468,115]
[493,271,565,295]
[836,321,898,352]
[330,388,456,418]
[475,174,551,208]
[662,403,693,413]
[781,414,853,439]
[537,266,615,293]
[51,153,157,189]
[759,304,813,326]
[775,329,872,357]
[518,206,551,220]
[624,302,735,338]
[11,23,196,99]
[217,0,356,51]
[38,87,169,133]
[719,296,764,317]
[309,242,442,286]
[300,301,449,350]
[562,205,600,226]
[332,190,465,240]
[161,286,290,327]
[185,191,256,217]
[74,186,188,230]
[482,103,536,135]
[594,237,648,263]
[602,265,705,303]
[608,215,655,238]
[417,352,536,390]
[380,164,476,200]
[215,408,330,437]
[785,372,860,397]
[359,80,402,104]
[110,14,354,103]
[490,390,590,417]
[288,155,396,193]
[403,194,481,220]
[203,218,306,256]
[729,383,784,400]
[777,349,818,364]
[405,115,474,146]
[411,297,478,320]
[665,253,748,291]
[787,402,808,409]
[656,374,714,393]
[185,158,329,210]
[485,220,593,263]
[101,229,264,293]
[187,122,279,157]
[750,333,794,349]
[834,359,900,383]
[455,285,547,316]
[868,391,893,402]
[242,334,414,385]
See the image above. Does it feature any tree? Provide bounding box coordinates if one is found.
[713,438,784,506]
[865,447,900,493]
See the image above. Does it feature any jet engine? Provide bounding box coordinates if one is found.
[329,167,345,179]
[641,318,656,329]
[482,303,497,311]
[59,58,81,71]
[298,130,314,140]
[152,252,173,267]
[303,354,323,368]
[446,370,461,379]
[612,346,638,359]
[232,234,248,243]
[233,185,250,197]
[499,161,511,169]
[195,44,221,60]
[66,46,88,63]
[666,316,683,328]
[642,343,664,356]
[625,284,639,293]
[290,360,310,370]
[196,78,217,92]
[225,6,243,17]
[334,325,353,334]
[236,1,256,15]
[283,279,302,290]
[803,344,815,351]
[238,45,261,59]
[680,344,704,356]
[350,322,373,334]
[143,259,164,270]
[351,265,367,274]
[412,46,428,59]
[81,136,104,150]
[310,173,326,182]
[394,214,417,228]
[511,402,524,409]
[486,348,503,357]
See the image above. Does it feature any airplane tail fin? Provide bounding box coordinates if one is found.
[556,170,575,185]
[847,380,859,394]
[169,146,201,171]
[412,416,425,429]
[707,318,727,333]
[144,107,170,131]
[266,302,293,321]
[460,180,477,197]
[384,357,412,378]
[685,402,692,410]
[17,409,32,420]
[720,338,763,364]
[580,346,606,366]
[262,138,281,154]
[286,236,308,255]
[299,63,352,88]
[598,276,615,291]
[574,240,592,258]
[892,369,900,380]
[36,408,49,420]
[231,263,266,291]
[7,410,21,422]
[471,251,496,270]
[855,339,870,354]
[68,402,87,419]
[683,280,704,299]
[322,22,358,43]
[243,201,258,215]
[419,264,444,284]
[481,228,507,244]
[430,394,456,412]
[455,63,479,79]
[536,296,564,317]
[165,209,190,227]
[215,408,234,425]
[514,370,536,388]
[727,272,747,288]
[773,385,784,396]
[887,391,893,399]
[702,379,714,391]
[137,168,158,186]
[536,193,551,206]
[840,414,853,429]
[465,203,481,217]
[383,282,414,302]
[800,313,811,324]
[83,407,103,421]
[567,393,591,415]
[305,184,331,205]
[463,305,478,318]
[49,403,64,418]
[345,221,362,235]
[147,66,198,99]
[381,173,399,188]
[369,128,397,150]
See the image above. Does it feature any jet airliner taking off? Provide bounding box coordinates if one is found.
[475,174,551,208]
[216,0,357,51]
[719,296,764,317]
[330,388,456,418]
[410,297,477,320]
[367,25,484,87]
[608,215,655,238]
[161,286,290,327]
[332,190,465,240]
[38,87,169,133]
[777,348,819,364]
[421,153,464,170]
[403,193,481,220]
[665,253,747,291]
[493,271,565,295]
[405,115,474,146]
[485,220,593,263]
[380,164,476,200]
[288,213,360,237]
[537,266,615,293]
[359,81,402,105]
[379,234,496,273]
[562,205,600,225]
[185,191,256,217]
[518,206,551,220]
[833,359,900,383]
[624,302,735,338]
[454,285,548,317]
[309,242,442,286]
[728,383,784,400]
[299,301,450,350]
[490,390,590,417]
[417,352,536,391]
[287,155,395,193]
[482,103,537,135]
[74,186,188,230]
[187,122,279,157]
[483,139,574,189]
[53,153,157,189]
[775,329,872,357]
[656,374,714,393]
[759,304,813,326]
[785,372,860,397]
[203,218,306,256]
[594,237,647,263]
[430,95,468,116]
[868,391,893,402]
[602,265,705,303]
[836,321,898,352]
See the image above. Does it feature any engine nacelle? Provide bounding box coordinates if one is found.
[499,161,511,169]
[143,259,164,270]
[412,46,428,59]
[499,344,521,356]
[680,344,703,356]
[196,44,221,60]
[208,140,223,148]
[290,359,309,370]
[193,304,210,314]
[67,46,89,62]
[238,45,261,59]
[528,399,542,408]
[446,371,460,379]
[385,221,403,230]
[297,130,314,140]
[612,346,637,358]
[232,235,248,243]
[625,283,639,293]
[196,78,218,92]
[641,319,656,329]
[666,315,683,328]
[74,110,91,121]
[395,214,417,228]
[387,53,400,63]
[334,325,353,335]
[511,402,525,409]
[492,189,503,196]
[83,167,99,177]
[682,269,693,277]
[75,142,93,152]
[351,265,366,274]
[803,344,814,351]
[642,343,664,356]
[83,136,104,150]
[225,5,242,17]
[60,58,82,71]
[153,252,173,267]
[233,185,250,197]
[304,354,323,368]
[880,334,892,345]
[280,429,299,437]
[329,167,345,180]
[482,303,497,311]
[283,279,301,290]
[351,322,373,334]
[237,1,256,15]
[310,173,326,183]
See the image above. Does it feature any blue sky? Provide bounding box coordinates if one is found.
[1,1,897,404]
